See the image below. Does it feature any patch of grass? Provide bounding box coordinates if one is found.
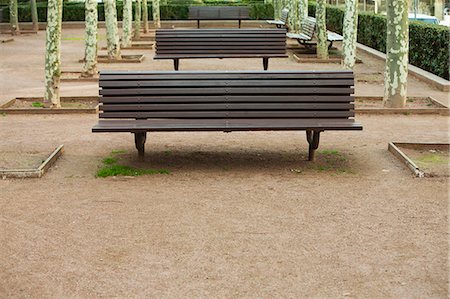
[102,157,118,165]
[416,153,447,164]
[31,102,44,108]
[97,165,170,178]
[320,149,340,156]
[111,149,126,155]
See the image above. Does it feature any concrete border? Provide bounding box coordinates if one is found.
[388,142,449,178]
[79,54,145,64]
[61,71,99,82]
[0,145,64,179]
[101,42,154,50]
[355,96,449,115]
[0,96,99,114]
[356,43,450,92]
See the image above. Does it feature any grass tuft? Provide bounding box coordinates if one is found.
[32,102,44,108]
[102,157,118,165]
[97,165,170,178]
[111,149,126,155]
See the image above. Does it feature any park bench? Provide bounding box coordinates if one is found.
[188,6,250,28]
[266,8,289,29]
[287,17,343,49]
[154,28,287,71]
[92,70,363,161]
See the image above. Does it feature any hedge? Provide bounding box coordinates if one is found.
[308,3,449,80]
[0,1,273,22]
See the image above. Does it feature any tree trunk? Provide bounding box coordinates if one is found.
[9,0,19,35]
[122,0,132,47]
[134,0,141,39]
[30,0,39,32]
[434,0,444,20]
[105,0,121,60]
[82,0,97,77]
[44,0,62,108]
[342,0,358,69]
[142,0,149,32]
[291,0,299,33]
[315,0,328,59]
[383,0,408,108]
[298,0,308,31]
[152,0,161,28]
[273,0,280,19]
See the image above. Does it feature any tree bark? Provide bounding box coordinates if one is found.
[315,0,328,59]
[105,0,121,60]
[82,0,97,77]
[122,0,132,47]
[9,0,19,35]
[383,0,408,108]
[142,0,149,32]
[342,0,358,69]
[30,0,39,32]
[298,0,308,31]
[152,0,161,28]
[134,0,141,39]
[434,0,444,20]
[44,0,62,108]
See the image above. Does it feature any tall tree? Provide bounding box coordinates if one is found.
[342,0,358,69]
[298,0,308,31]
[44,0,63,108]
[105,0,121,60]
[30,0,39,32]
[273,0,280,19]
[134,0,141,39]
[122,0,133,47]
[383,0,408,108]
[315,0,328,59]
[152,0,161,28]
[82,0,98,77]
[9,0,19,35]
[142,0,149,33]
[434,0,444,20]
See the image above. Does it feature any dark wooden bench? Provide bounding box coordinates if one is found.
[267,8,289,29]
[154,28,287,71]
[287,16,343,49]
[188,6,250,28]
[92,71,362,162]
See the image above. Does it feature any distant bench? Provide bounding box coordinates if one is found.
[92,71,363,162]
[154,28,288,70]
[266,8,289,29]
[287,16,343,49]
[188,6,250,28]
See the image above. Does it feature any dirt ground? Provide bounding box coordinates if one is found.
[0,28,449,298]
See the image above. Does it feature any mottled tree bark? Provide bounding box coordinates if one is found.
[122,0,132,47]
[342,0,358,69]
[434,0,443,20]
[142,0,149,32]
[44,0,62,108]
[134,0,141,39]
[383,0,408,108]
[315,0,328,59]
[374,0,380,14]
[152,0,161,28]
[30,0,39,32]
[298,0,308,31]
[105,0,121,60]
[9,0,19,35]
[82,0,97,77]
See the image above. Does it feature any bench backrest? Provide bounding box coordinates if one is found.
[280,8,289,23]
[188,6,250,20]
[155,29,287,57]
[98,71,355,120]
[301,17,316,38]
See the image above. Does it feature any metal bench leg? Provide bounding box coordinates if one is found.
[306,130,320,161]
[263,58,269,70]
[173,59,179,71]
[134,132,147,161]
[238,20,241,28]
[328,41,333,49]
[197,20,200,28]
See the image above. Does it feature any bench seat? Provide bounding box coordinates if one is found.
[93,70,362,161]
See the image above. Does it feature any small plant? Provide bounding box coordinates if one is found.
[31,102,44,108]
[111,149,126,155]
[97,165,170,177]
[102,157,118,165]
[321,149,340,155]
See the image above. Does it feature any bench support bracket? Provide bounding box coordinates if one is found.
[134,132,147,161]
[263,58,269,71]
[173,59,180,71]
[306,130,320,161]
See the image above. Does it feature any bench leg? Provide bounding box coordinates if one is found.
[173,59,179,71]
[197,20,200,28]
[306,130,320,161]
[238,20,241,28]
[134,132,147,161]
[328,41,333,49]
[263,58,269,70]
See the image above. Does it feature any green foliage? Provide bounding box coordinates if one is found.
[308,2,449,80]
[97,165,170,177]
[249,3,273,20]
[31,101,44,107]
[102,156,118,165]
